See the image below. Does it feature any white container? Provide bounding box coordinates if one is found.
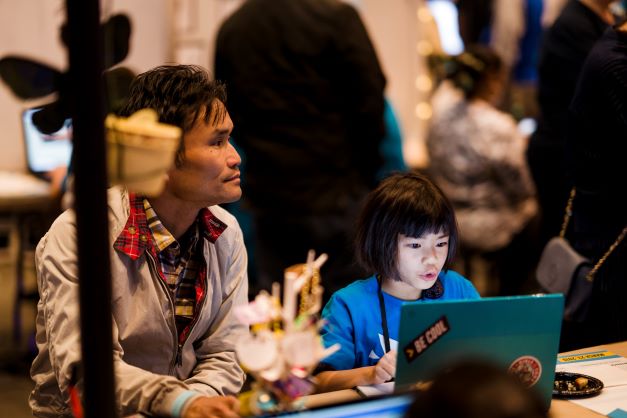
[105,109,181,196]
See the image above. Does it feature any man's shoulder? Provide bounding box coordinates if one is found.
[106,186,130,215]
[203,205,245,249]
[38,208,76,247]
[207,205,240,233]
[219,0,354,29]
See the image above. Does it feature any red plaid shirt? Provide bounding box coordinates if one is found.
[113,193,227,344]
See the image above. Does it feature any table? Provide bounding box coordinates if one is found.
[303,341,627,417]
[0,171,54,343]
[550,341,627,417]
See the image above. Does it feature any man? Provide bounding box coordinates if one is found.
[214,0,386,299]
[30,65,246,418]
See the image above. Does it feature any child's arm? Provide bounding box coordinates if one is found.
[315,350,397,392]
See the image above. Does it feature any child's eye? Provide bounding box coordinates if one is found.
[409,243,421,249]
[437,241,449,247]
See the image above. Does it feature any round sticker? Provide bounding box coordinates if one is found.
[509,355,542,388]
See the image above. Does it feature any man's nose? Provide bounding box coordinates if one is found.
[227,141,241,168]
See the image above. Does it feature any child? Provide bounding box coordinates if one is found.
[315,172,480,392]
[427,45,537,295]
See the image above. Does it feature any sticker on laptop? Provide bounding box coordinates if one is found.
[509,355,542,388]
[403,315,450,363]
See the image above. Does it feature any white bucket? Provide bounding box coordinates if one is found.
[106,109,181,196]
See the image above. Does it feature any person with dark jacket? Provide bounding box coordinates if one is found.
[560,21,627,350]
[214,0,386,298]
[526,0,612,246]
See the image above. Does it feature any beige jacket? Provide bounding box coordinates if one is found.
[29,187,248,417]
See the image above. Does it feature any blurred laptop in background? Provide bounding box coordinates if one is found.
[21,106,72,179]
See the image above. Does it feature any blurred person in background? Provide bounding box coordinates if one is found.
[455,0,544,119]
[404,360,547,418]
[426,45,538,296]
[214,0,386,300]
[527,0,614,248]
[560,19,627,351]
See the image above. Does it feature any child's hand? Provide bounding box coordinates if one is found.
[371,350,397,384]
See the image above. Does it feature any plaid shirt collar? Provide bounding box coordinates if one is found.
[143,199,180,253]
[113,193,228,260]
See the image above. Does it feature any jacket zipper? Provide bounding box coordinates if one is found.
[145,251,180,374]
[146,249,209,370]
[175,265,208,367]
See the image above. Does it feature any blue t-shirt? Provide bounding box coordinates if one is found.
[319,271,480,371]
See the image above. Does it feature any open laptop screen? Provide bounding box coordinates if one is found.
[21,107,73,175]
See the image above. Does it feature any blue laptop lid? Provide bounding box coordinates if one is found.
[396,294,564,409]
[273,392,415,418]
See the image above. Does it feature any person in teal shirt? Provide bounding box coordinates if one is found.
[315,172,480,392]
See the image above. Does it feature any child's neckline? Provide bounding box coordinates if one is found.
[380,278,422,301]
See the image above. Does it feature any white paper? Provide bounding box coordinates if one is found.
[566,386,627,416]
[556,350,627,387]
[355,381,394,397]
[555,350,627,416]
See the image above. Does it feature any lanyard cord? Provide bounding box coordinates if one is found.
[377,275,391,353]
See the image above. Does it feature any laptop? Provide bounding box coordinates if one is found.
[395,294,564,409]
[273,392,415,418]
[21,107,73,177]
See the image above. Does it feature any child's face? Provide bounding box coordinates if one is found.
[395,231,449,290]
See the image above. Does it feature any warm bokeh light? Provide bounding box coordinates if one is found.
[417,6,433,23]
[415,74,433,92]
[416,40,434,56]
[415,102,432,120]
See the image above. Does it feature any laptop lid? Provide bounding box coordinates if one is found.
[274,392,415,418]
[396,294,564,409]
[21,106,73,176]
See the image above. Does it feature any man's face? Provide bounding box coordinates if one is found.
[164,103,241,207]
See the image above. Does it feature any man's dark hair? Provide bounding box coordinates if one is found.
[355,171,458,281]
[118,65,227,167]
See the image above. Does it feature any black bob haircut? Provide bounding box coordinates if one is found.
[355,171,458,281]
[118,65,227,167]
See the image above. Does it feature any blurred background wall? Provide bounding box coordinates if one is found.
[0,0,170,172]
[0,0,443,174]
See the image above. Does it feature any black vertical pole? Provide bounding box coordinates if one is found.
[65,1,117,417]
